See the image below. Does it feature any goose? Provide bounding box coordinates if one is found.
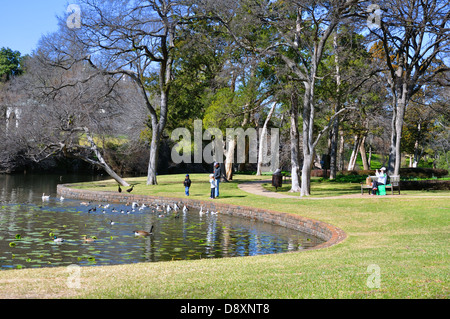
[127,185,134,193]
[53,236,64,243]
[59,196,65,201]
[118,185,122,193]
[42,193,50,201]
[210,211,218,215]
[134,225,154,236]
[110,220,115,225]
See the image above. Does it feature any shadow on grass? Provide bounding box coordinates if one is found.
[214,195,247,198]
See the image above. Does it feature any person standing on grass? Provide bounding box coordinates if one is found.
[213,162,221,198]
[184,174,191,196]
[371,167,387,195]
[209,174,216,199]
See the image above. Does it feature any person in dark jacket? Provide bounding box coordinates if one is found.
[184,174,191,196]
[213,162,221,198]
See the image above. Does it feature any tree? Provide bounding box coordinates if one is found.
[402,82,450,168]
[0,47,25,82]
[45,0,194,185]
[366,0,450,175]
[8,54,142,186]
[256,101,277,175]
[318,29,382,177]
[199,0,360,195]
[203,70,273,180]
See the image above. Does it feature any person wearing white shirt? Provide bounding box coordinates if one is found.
[371,167,387,195]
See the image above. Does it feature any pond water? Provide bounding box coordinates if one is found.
[0,174,324,270]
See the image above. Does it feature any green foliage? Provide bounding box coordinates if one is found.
[203,88,238,129]
[434,150,450,170]
[165,19,229,133]
[0,47,24,81]
[339,167,448,179]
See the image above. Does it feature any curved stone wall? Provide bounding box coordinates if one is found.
[57,184,347,250]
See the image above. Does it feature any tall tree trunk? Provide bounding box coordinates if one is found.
[388,96,398,175]
[300,82,314,197]
[257,102,277,175]
[147,122,161,185]
[329,33,342,180]
[84,129,130,187]
[389,85,408,176]
[301,152,313,197]
[338,129,345,171]
[147,49,172,185]
[359,135,369,170]
[347,135,361,171]
[413,122,421,168]
[225,138,236,180]
[289,92,301,192]
[329,118,339,180]
[394,91,407,175]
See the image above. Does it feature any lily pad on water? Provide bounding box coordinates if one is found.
[0,191,323,269]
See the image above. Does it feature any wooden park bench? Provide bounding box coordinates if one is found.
[361,175,401,195]
[386,175,401,195]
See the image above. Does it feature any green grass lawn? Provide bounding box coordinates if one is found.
[1,173,448,299]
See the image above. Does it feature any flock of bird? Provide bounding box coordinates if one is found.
[42,192,219,243]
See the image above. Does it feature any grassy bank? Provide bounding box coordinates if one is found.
[0,173,448,299]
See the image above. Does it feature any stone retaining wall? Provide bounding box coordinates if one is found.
[57,184,347,250]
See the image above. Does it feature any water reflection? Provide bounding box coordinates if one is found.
[0,174,324,270]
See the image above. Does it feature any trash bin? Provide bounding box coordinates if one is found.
[272,169,282,190]
[377,184,386,196]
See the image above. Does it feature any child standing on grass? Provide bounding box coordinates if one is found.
[209,174,215,199]
[184,174,191,196]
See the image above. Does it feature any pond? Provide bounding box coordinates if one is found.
[0,173,324,270]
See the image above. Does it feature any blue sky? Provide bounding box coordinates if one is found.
[0,0,70,55]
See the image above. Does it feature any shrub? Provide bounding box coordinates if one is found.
[339,168,448,179]
[401,180,450,190]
